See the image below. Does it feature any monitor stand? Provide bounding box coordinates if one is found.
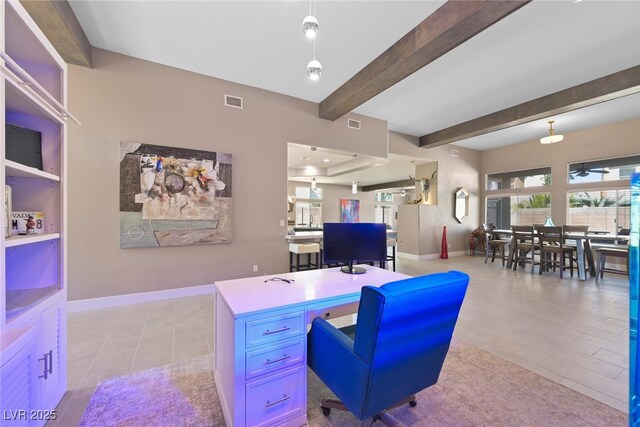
[340,263,366,274]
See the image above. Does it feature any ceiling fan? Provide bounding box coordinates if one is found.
[570,163,610,179]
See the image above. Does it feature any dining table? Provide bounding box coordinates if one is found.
[492,228,629,281]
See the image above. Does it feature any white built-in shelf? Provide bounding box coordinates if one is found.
[5,159,60,181]
[4,233,60,248]
[5,288,63,325]
[4,76,65,125]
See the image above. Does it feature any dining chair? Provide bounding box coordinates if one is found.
[510,225,538,274]
[595,245,629,283]
[535,226,575,278]
[482,223,509,266]
[563,225,590,273]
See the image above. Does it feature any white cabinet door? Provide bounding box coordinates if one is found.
[38,300,66,411]
[0,334,41,427]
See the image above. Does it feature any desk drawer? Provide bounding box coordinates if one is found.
[306,300,359,323]
[246,338,304,380]
[246,365,305,427]
[246,312,304,348]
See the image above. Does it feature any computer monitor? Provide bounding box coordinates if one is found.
[322,222,387,274]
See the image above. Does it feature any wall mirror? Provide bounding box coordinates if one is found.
[455,187,469,223]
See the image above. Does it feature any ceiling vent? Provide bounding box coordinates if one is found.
[224,94,243,109]
[450,149,459,158]
[347,118,361,130]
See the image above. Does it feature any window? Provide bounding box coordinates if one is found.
[295,186,323,200]
[375,192,393,203]
[374,192,394,229]
[567,189,630,235]
[374,205,393,228]
[568,155,640,184]
[486,167,551,190]
[294,186,322,227]
[295,201,322,227]
[486,193,551,229]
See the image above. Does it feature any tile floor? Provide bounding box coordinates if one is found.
[50,254,629,424]
[49,295,215,426]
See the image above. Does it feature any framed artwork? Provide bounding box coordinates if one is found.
[340,199,360,223]
[120,142,232,248]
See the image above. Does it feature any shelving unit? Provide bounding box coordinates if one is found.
[0,0,71,422]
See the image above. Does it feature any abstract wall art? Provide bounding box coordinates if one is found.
[340,199,360,223]
[120,142,232,248]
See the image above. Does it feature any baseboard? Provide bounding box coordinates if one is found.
[67,284,215,312]
[398,250,466,261]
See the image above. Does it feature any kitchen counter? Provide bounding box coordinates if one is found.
[284,229,397,243]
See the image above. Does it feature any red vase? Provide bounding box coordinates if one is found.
[441,226,449,259]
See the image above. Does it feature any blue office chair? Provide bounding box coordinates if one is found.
[307,270,469,426]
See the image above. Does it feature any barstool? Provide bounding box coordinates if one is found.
[382,238,397,271]
[595,247,629,283]
[289,243,320,272]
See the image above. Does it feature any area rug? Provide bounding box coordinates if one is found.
[79,340,627,426]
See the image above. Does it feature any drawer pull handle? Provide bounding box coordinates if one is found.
[265,354,290,365]
[266,394,291,408]
[38,350,53,380]
[263,326,290,335]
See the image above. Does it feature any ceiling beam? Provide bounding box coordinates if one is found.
[419,65,640,148]
[20,0,92,67]
[319,0,531,121]
[362,179,415,193]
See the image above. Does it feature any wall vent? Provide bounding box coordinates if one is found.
[347,118,361,130]
[224,94,243,109]
[450,149,459,158]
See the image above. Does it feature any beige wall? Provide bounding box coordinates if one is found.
[480,118,640,224]
[67,48,387,301]
[390,132,481,256]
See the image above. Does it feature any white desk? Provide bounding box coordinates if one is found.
[214,266,409,427]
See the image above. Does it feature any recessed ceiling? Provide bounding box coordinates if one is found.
[68,0,640,185]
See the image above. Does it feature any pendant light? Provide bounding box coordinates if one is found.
[304,0,322,81]
[352,181,358,194]
[311,177,317,190]
[302,15,318,39]
[540,120,563,144]
[306,57,322,81]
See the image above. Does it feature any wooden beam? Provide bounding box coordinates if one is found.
[362,179,415,193]
[319,0,530,121]
[419,65,640,148]
[20,0,92,67]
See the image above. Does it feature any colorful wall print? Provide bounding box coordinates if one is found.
[120,142,232,248]
[340,199,360,223]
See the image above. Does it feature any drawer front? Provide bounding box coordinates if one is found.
[246,338,304,380]
[246,312,304,348]
[306,299,359,323]
[246,366,305,427]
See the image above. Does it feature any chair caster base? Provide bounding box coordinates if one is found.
[322,406,331,416]
[409,400,417,407]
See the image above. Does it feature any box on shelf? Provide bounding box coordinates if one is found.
[5,123,43,170]
[11,211,45,235]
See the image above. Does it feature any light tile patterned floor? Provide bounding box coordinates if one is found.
[49,255,629,424]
